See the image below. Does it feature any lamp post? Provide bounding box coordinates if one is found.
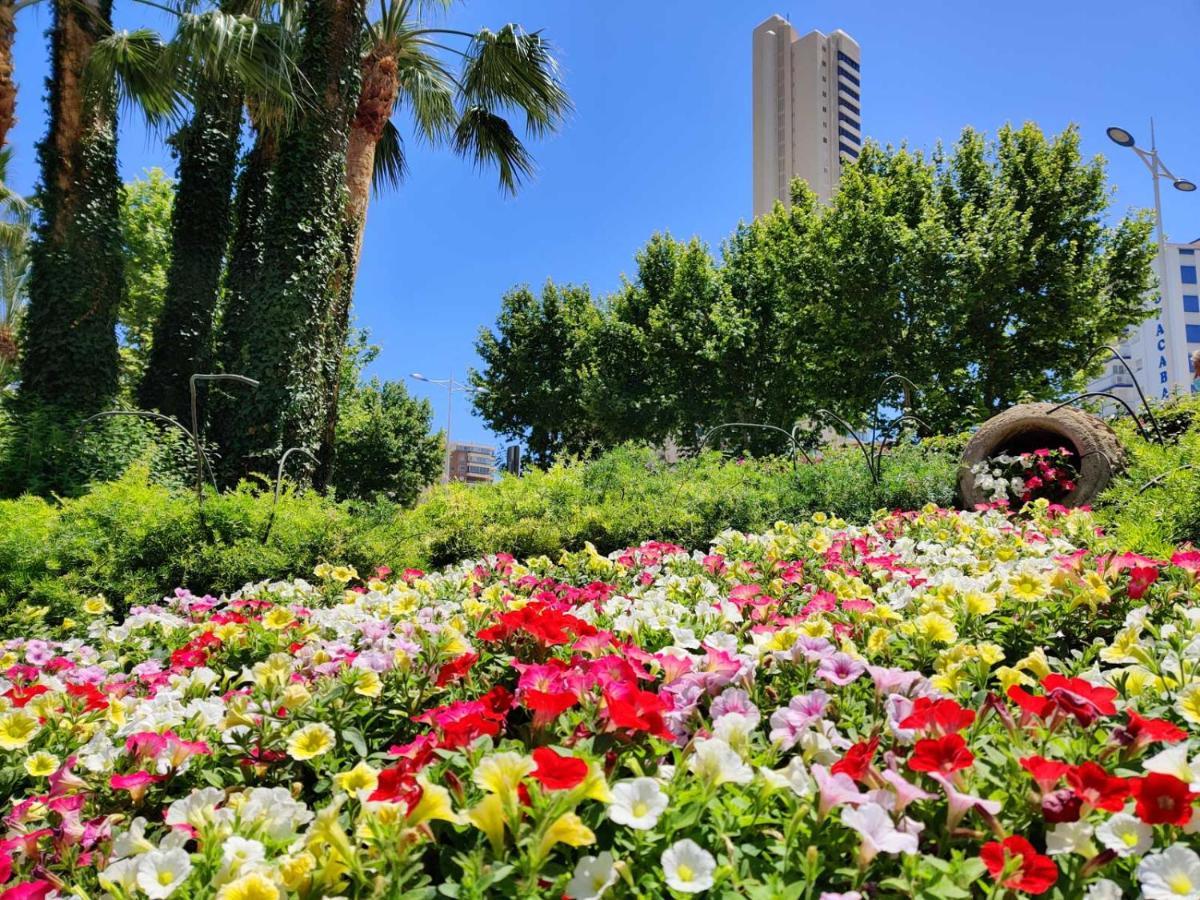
[410,372,487,484]
[1106,122,1196,398]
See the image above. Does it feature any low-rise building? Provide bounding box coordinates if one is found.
[449,442,496,484]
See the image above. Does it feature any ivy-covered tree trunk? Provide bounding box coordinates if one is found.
[138,78,243,423]
[20,0,122,413]
[208,0,365,482]
[0,0,16,149]
[208,122,276,481]
[312,49,398,486]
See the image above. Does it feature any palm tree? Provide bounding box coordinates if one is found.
[0,149,30,392]
[137,2,299,424]
[313,0,569,483]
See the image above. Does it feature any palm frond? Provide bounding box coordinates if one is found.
[169,11,301,117]
[394,42,455,143]
[372,118,407,194]
[453,104,533,195]
[84,29,181,125]
[459,24,570,138]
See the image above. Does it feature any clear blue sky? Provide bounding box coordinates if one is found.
[7,0,1200,447]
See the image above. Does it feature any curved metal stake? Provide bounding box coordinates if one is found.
[189,374,260,495]
[696,422,815,468]
[874,413,935,479]
[1048,392,1156,444]
[1086,345,1164,444]
[816,409,879,485]
[1138,464,1196,494]
[263,447,320,543]
[74,410,220,520]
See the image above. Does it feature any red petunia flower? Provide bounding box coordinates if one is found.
[530,746,588,791]
[435,652,478,687]
[907,733,975,775]
[831,736,879,782]
[899,697,976,735]
[1066,762,1129,812]
[1019,755,1070,793]
[980,835,1058,895]
[1127,566,1160,600]
[1007,685,1056,721]
[602,685,672,739]
[522,689,579,728]
[1131,773,1199,826]
[1119,711,1188,749]
[1040,674,1118,725]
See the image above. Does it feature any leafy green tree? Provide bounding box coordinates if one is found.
[473,123,1156,456]
[333,377,442,503]
[472,281,604,465]
[118,168,174,384]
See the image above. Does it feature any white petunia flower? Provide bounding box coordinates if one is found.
[1138,844,1200,900]
[1083,880,1123,900]
[609,778,669,830]
[220,835,266,878]
[135,847,193,899]
[840,803,918,862]
[1046,821,1095,857]
[688,737,752,786]
[98,856,140,893]
[566,851,618,900]
[1096,813,1153,858]
[164,787,226,831]
[661,839,717,894]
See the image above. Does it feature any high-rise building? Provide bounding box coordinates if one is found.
[752,15,861,216]
[448,442,496,485]
[1087,239,1200,406]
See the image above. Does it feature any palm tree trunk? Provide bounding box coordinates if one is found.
[0,0,16,150]
[207,0,365,483]
[21,0,121,412]
[313,49,398,486]
[138,76,243,423]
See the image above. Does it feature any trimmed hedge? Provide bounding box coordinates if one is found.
[0,442,958,627]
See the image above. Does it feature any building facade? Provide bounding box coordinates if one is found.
[1088,239,1200,405]
[752,15,861,216]
[448,442,496,485]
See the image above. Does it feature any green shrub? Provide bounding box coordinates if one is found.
[1093,394,1200,556]
[0,442,960,627]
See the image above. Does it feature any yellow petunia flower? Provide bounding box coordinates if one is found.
[23,751,59,778]
[474,752,533,802]
[536,812,595,860]
[467,793,507,853]
[334,761,379,796]
[0,710,41,750]
[914,613,957,645]
[262,606,294,630]
[82,595,110,615]
[407,778,460,827]
[287,723,336,761]
[215,872,281,900]
[1177,683,1200,725]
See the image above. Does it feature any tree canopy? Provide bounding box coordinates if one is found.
[473,123,1157,461]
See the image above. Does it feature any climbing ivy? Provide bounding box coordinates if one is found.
[208,0,365,482]
[7,0,123,493]
[20,0,122,414]
[138,77,243,424]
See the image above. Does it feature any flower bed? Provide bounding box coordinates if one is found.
[1,502,1199,898]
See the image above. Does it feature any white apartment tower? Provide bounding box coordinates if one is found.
[1088,239,1200,406]
[752,15,861,216]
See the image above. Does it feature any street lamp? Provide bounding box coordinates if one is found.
[1107,121,1195,394]
[410,372,487,484]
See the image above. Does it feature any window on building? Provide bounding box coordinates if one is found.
[1189,324,1200,343]
[840,84,860,101]
[1181,248,1196,256]
[837,66,860,87]
[1183,265,1198,284]
[837,50,860,72]
[838,127,860,143]
[1185,294,1200,313]
[838,112,860,130]
[839,142,859,159]
[839,97,860,116]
